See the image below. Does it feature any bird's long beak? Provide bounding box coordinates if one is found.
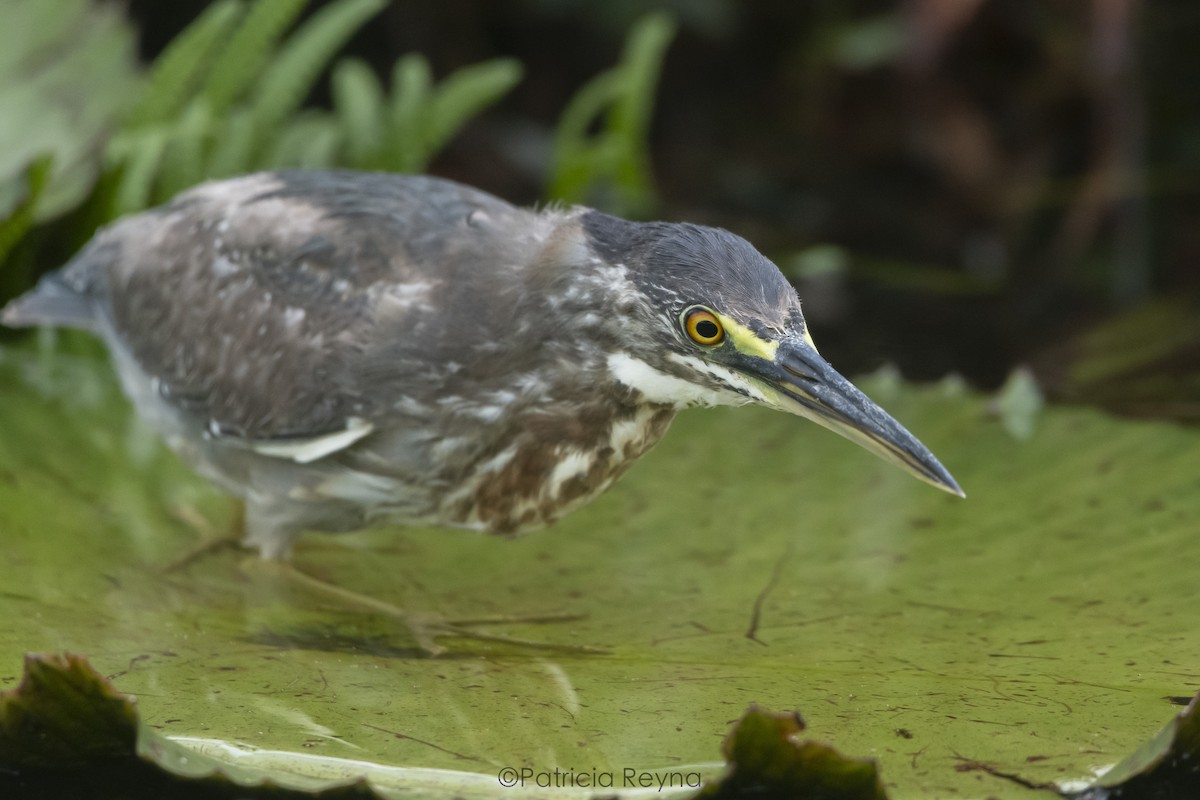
[746,338,964,497]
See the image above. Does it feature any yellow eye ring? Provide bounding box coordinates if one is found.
[682,306,725,346]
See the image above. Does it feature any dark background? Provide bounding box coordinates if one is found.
[111,0,1200,410]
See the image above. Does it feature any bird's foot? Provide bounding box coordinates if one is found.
[392,609,605,657]
[246,560,607,657]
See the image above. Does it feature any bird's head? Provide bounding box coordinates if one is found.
[581,210,963,497]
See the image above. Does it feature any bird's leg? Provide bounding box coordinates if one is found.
[246,559,604,657]
[239,497,605,657]
[162,500,246,573]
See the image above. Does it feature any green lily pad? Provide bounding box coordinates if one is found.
[1,335,1199,798]
[0,653,379,797]
[0,654,891,798]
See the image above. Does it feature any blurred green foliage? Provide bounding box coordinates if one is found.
[0,0,673,289]
[0,159,52,270]
[105,0,522,214]
[0,0,140,224]
[331,54,523,174]
[548,12,676,217]
[4,0,1196,399]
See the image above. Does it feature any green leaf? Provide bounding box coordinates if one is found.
[547,12,676,214]
[0,0,139,224]
[990,366,1045,441]
[1034,297,1200,422]
[0,653,380,796]
[154,101,214,203]
[107,129,170,215]
[248,0,387,160]
[1068,695,1200,799]
[0,156,52,269]
[423,58,523,154]
[821,14,907,71]
[332,58,386,167]
[2,343,1199,797]
[262,113,342,170]
[385,54,433,172]
[605,11,675,205]
[200,0,312,116]
[1,652,896,798]
[0,654,138,768]
[549,70,622,200]
[0,0,85,76]
[126,0,245,127]
[206,109,259,179]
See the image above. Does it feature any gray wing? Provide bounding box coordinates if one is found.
[3,170,567,445]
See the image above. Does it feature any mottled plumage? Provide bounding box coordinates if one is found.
[2,169,960,560]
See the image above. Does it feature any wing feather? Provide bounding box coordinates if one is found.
[21,170,542,445]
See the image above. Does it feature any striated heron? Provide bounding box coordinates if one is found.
[2,170,962,652]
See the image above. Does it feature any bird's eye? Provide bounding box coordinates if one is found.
[682,306,725,346]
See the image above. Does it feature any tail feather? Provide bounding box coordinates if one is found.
[1,271,99,331]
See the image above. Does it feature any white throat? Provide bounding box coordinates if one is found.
[606,352,762,409]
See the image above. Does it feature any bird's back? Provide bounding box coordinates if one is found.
[3,170,569,441]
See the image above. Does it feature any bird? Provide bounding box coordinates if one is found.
[2,169,962,652]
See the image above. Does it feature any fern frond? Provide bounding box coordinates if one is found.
[385,54,433,172]
[332,58,385,168]
[548,71,620,202]
[201,0,310,115]
[206,109,258,179]
[262,114,342,170]
[297,124,343,169]
[155,101,213,202]
[248,0,386,156]
[546,12,676,214]
[0,157,52,269]
[609,13,675,140]
[608,12,675,198]
[424,58,523,154]
[126,0,245,127]
[109,129,170,215]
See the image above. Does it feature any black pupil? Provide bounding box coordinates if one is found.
[695,319,719,339]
